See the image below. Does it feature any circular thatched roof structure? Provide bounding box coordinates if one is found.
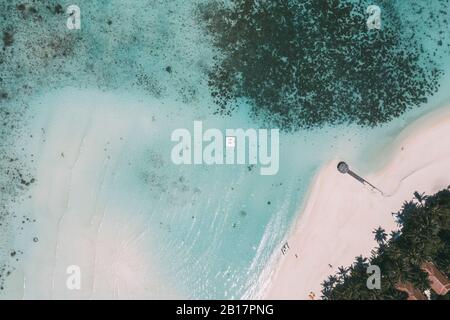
[337,162,349,174]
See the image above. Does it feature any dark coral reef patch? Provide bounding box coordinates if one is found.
[200,0,446,131]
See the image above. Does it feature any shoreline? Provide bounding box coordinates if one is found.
[264,105,450,299]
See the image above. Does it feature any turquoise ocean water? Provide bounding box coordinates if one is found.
[1,0,450,298]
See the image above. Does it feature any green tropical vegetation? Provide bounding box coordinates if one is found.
[322,188,450,300]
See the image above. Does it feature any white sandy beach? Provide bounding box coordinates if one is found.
[1,90,181,299]
[265,106,450,300]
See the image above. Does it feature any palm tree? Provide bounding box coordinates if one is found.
[353,255,369,273]
[390,230,401,241]
[337,266,349,281]
[327,275,338,287]
[373,226,388,244]
[413,191,428,206]
[395,201,417,226]
[321,279,334,299]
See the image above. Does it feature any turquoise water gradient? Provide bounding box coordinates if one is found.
[1,1,450,298]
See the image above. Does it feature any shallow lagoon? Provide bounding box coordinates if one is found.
[1,0,450,299]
